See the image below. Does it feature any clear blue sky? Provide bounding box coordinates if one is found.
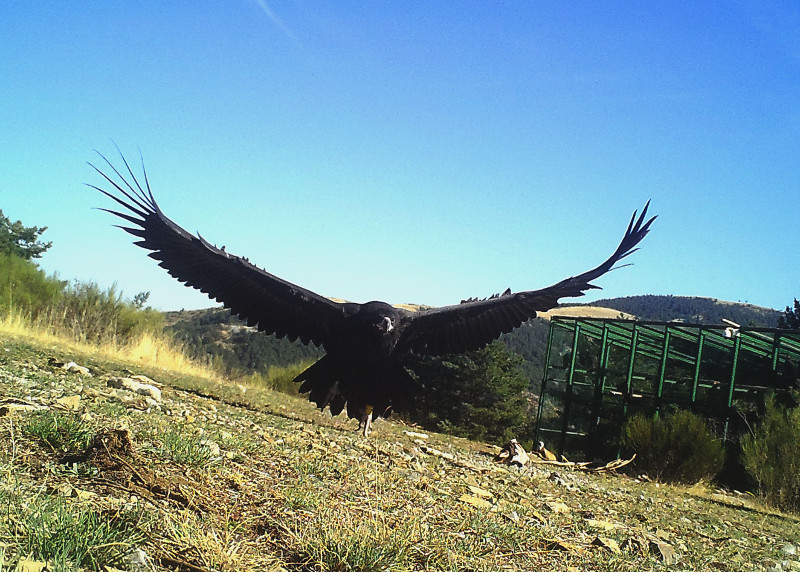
[2,2,798,312]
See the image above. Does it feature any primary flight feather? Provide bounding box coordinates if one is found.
[90,152,655,434]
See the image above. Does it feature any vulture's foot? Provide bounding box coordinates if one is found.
[359,408,373,437]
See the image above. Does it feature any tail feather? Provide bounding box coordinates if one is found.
[293,356,416,422]
[295,356,338,409]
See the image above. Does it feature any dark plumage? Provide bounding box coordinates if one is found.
[90,152,655,434]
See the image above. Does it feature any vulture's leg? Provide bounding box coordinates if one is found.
[360,405,373,437]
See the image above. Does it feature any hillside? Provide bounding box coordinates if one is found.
[591,295,782,327]
[538,306,636,320]
[165,296,786,392]
[1,333,797,570]
[165,308,323,377]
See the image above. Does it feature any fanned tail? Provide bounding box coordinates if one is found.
[294,356,416,422]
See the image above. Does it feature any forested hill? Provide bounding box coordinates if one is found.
[588,295,782,327]
[164,308,323,377]
[164,295,786,385]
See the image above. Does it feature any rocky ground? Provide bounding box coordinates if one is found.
[0,333,798,571]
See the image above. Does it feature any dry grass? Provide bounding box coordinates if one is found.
[0,329,798,571]
[538,305,635,320]
[0,309,219,381]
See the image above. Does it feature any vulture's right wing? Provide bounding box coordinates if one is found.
[89,152,346,348]
[398,203,655,355]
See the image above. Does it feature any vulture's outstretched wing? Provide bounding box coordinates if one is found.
[89,152,345,347]
[397,203,655,355]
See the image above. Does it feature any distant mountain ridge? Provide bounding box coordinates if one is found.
[586,295,781,327]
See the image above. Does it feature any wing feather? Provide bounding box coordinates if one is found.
[398,203,655,355]
[90,151,345,348]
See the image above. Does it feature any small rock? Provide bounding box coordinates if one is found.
[546,501,570,514]
[124,546,152,571]
[130,374,161,388]
[0,398,46,415]
[144,396,161,411]
[403,430,429,439]
[467,485,493,498]
[15,558,51,572]
[81,386,104,399]
[585,518,617,532]
[62,361,92,376]
[75,488,97,501]
[108,377,162,401]
[54,394,81,411]
[459,494,493,509]
[56,482,76,497]
[655,528,671,541]
[199,439,221,459]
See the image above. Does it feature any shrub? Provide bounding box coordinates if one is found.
[0,253,65,318]
[622,409,725,484]
[246,361,309,395]
[48,281,163,345]
[0,254,163,346]
[741,394,800,513]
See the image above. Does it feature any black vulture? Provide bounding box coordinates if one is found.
[90,152,655,434]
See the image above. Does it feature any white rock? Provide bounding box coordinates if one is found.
[62,361,92,376]
[124,546,151,571]
[403,430,430,439]
[199,439,221,459]
[108,377,162,401]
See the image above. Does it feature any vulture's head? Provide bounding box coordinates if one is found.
[354,301,399,336]
[378,315,395,333]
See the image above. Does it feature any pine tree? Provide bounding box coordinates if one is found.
[0,209,52,260]
[407,342,532,443]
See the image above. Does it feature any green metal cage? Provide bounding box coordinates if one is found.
[534,317,800,459]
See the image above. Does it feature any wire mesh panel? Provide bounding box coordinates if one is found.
[535,317,800,459]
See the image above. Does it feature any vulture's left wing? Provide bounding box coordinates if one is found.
[89,152,346,348]
[397,203,655,355]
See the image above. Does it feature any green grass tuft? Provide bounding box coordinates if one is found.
[5,490,144,571]
[160,425,216,466]
[23,411,95,455]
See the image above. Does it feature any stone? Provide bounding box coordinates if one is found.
[54,394,81,411]
[108,377,162,401]
[61,361,91,376]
